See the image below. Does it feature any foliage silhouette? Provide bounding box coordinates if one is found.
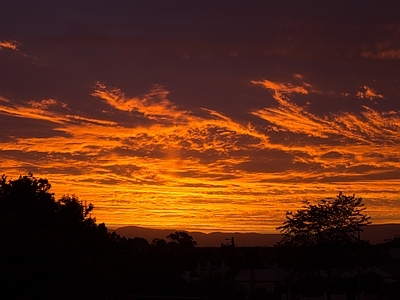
[0,174,118,298]
[276,192,371,299]
[0,173,202,298]
[0,173,57,229]
[167,230,198,248]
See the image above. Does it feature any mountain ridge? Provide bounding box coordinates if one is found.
[112,224,400,247]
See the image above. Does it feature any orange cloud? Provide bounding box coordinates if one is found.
[0,96,10,103]
[250,78,400,189]
[28,98,69,109]
[251,79,333,138]
[1,78,400,233]
[0,40,18,50]
[356,86,384,101]
[252,79,398,145]
[92,82,185,121]
[251,79,308,105]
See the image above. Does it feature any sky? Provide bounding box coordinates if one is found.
[1,1,400,233]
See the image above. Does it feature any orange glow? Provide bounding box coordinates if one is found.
[0,40,18,50]
[1,78,400,233]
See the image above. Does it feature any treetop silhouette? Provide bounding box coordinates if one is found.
[276,192,371,300]
[278,192,371,247]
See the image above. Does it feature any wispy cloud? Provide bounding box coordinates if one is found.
[362,49,400,60]
[357,86,384,101]
[250,78,400,198]
[251,78,398,144]
[92,82,185,121]
[28,98,69,110]
[251,79,309,105]
[1,78,400,232]
[251,79,332,138]
[359,22,400,60]
[0,40,19,50]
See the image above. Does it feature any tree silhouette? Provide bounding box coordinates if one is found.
[167,231,197,248]
[165,231,198,276]
[58,194,93,222]
[0,173,206,297]
[0,173,114,298]
[152,237,167,249]
[0,173,57,229]
[276,192,371,299]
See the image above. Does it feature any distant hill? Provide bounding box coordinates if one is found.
[112,224,400,247]
[113,226,282,247]
[360,223,400,244]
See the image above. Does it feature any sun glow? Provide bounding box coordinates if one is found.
[1,78,400,233]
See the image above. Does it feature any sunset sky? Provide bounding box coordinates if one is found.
[1,1,400,232]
